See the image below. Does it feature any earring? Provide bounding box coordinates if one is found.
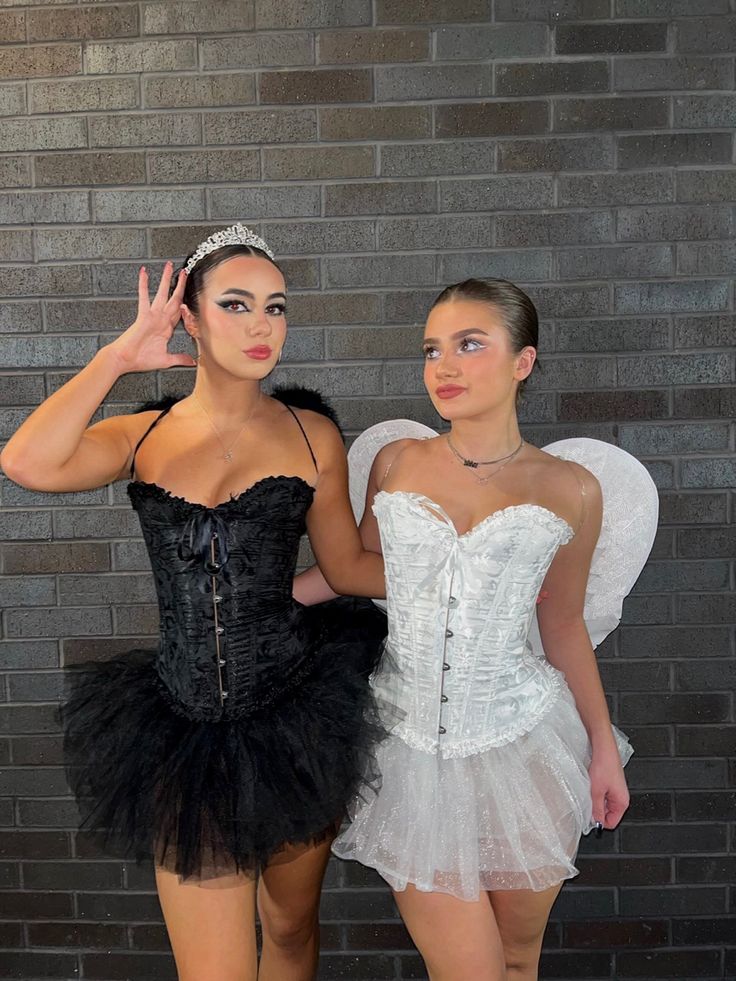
[277,349,283,364]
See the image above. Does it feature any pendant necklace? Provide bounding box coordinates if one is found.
[446,434,524,485]
[193,392,261,463]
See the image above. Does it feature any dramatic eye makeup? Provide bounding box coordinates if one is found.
[215,288,287,315]
[422,329,489,358]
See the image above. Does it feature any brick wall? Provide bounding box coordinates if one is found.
[0,1,734,979]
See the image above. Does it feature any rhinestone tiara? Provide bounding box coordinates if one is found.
[184,223,275,274]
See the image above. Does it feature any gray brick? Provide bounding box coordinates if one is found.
[280,326,324,360]
[438,250,552,283]
[0,9,24,41]
[111,541,151,572]
[320,106,431,141]
[325,180,436,216]
[382,140,495,177]
[53,508,140,540]
[497,0,608,16]
[659,491,727,525]
[498,210,612,248]
[1,265,92,299]
[0,190,90,225]
[613,56,733,91]
[59,573,154,606]
[0,157,29,189]
[0,372,44,403]
[677,168,736,204]
[498,136,613,172]
[674,386,736,421]
[556,318,670,353]
[30,76,139,115]
[379,215,491,251]
[678,526,736,559]
[382,361,424,396]
[144,73,255,110]
[324,255,435,289]
[620,422,730,456]
[674,315,736,349]
[44,299,136,333]
[621,625,729,658]
[496,60,608,97]
[35,151,146,188]
[262,220,374,255]
[440,176,553,213]
[436,23,548,59]
[525,284,610,318]
[204,108,317,145]
[92,260,167,295]
[526,356,615,391]
[617,204,734,242]
[559,389,669,422]
[554,96,668,132]
[5,607,111,639]
[318,28,428,63]
[618,0,728,12]
[618,133,732,169]
[615,280,729,315]
[674,94,736,129]
[0,42,81,79]
[0,704,59,736]
[327,325,422,360]
[678,593,736,624]
[285,292,381,327]
[435,100,548,138]
[0,229,32,262]
[27,4,138,41]
[260,68,371,104]
[0,337,97,370]
[556,21,667,54]
[0,82,24,116]
[262,146,374,181]
[4,542,110,575]
[334,396,441,431]
[94,189,203,222]
[376,0,490,23]
[85,39,197,74]
[559,172,674,207]
[2,117,87,153]
[678,242,736,277]
[2,481,106,507]
[9,672,65,702]
[268,365,383,398]
[0,641,58,672]
[90,112,201,149]
[558,244,673,279]
[142,0,254,34]
[200,33,314,69]
[150,148,259,185]
[256,0,370,28]
[377,64,491,101]
[0,303,41,334]
[0,577,56,608]
[35,227,146,262]
[621,352,733,388]
[676,660,736,692]
[677,14,736,53]
[681,458,736,489]
[209,185,320,219]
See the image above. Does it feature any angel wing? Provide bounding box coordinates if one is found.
[348,425,659,643]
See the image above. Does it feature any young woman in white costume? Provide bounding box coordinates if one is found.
[297,278,655,981]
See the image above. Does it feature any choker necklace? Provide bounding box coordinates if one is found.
[446,434,524,484]
[194,392,261,463]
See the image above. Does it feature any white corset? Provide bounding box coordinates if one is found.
[372,491,575,759]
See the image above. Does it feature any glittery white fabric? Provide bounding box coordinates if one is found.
[333,492,634,899]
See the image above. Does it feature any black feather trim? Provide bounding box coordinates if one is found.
[271,386,342,437]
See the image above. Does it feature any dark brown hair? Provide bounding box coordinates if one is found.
[180,243,282,315]
[431,278,540,398]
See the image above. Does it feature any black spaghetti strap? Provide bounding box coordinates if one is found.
[129,405,174,479]
[284,404,318,475]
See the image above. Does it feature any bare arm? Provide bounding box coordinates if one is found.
[1,264,193,492]
[537,468,629,829]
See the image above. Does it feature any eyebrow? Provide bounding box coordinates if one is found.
[219,289,287,300]
[423,328,490,344]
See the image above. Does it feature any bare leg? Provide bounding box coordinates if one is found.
[490,883,563,981]
[257,834,335,981]
[155,866,258,981]
[393,884,507,981]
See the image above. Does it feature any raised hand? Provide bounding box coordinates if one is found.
[108,262,197,374]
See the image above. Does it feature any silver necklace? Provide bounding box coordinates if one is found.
[193,392,260,463]
[446,434,524,485]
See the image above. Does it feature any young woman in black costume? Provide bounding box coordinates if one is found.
[1,226,387,981]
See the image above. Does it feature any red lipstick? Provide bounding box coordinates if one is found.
[436,385,466,400]
[244,345,272,360]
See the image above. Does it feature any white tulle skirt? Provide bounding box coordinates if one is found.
[333,684,633,901]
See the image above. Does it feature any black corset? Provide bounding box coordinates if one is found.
[128,475,316,722]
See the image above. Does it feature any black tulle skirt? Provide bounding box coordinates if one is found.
[62,598,387,881]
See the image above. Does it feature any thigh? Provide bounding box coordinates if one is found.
[489,882,562,965]
[258,833,335,930]
[393,885,507,981]
[155,866,258,981]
